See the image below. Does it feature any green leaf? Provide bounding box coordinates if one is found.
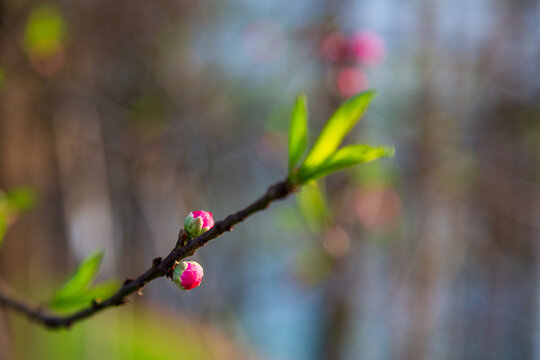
[50,251,105,305]
[288,94,308,173]
[0,215,7,248]
[0,186,36,248]
[6,187,37,212]
[49,251,119,312]
[50,280,119,312]
[301,90,377,170]
[297,181,329,231]
[24,5,66,57]
[0,192,10,247]
[297,144,394,182]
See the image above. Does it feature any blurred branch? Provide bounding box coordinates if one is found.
[0,179,296,330]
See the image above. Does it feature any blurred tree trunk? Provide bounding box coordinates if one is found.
[0,5,67,286]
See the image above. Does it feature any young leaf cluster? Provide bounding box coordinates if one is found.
[287,90,394,184]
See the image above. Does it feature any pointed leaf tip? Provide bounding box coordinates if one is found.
[288,93,308,173]
[301,89,377,171]
[50,250,105,308]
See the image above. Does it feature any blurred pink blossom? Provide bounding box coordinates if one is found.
[349,31,386,67]
[336,67,369,97]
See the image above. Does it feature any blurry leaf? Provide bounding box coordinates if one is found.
[297,181,329,231]
[50,251,105,307]
[288,94,308,173]
[6,187,37,212]
[0,187,36,248]
[0,191,7,246]
[298,144,394,182]
[24,5,66,57]
[301,90,377,171]
[273,206,304,230]
[50,280,119,312]
[0,215,7,248]
[49,251,119,313]
[22,305,251,360]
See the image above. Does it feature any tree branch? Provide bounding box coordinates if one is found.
[0,178,296,329]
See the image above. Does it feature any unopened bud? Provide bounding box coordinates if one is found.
[172,261,204,291]
[184,210,214,238]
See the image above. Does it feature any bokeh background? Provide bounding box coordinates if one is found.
[1,0,539,359]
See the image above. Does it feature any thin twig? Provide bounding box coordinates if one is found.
[0,179,296,329]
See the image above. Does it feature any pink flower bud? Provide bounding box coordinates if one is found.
[349,31,386,67]
[184,210,214,238]
[173,261,204,291]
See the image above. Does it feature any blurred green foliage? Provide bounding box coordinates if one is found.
[0,187,37,247]
[5,187,38,212]
[11,305,244,360]
[24,5,66,57]
[296,181,329,233]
